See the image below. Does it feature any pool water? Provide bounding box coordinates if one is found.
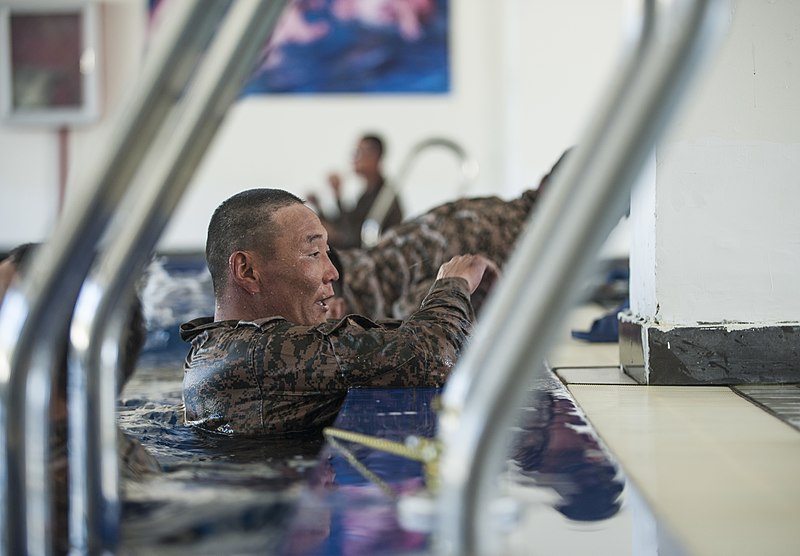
[119,257,324,554]
[279,377,634,556]
[117,256,664,554]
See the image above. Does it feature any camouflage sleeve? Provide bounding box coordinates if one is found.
[259,277,474,393]
[326,277,474,388]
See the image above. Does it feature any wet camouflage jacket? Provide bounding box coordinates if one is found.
[338,189,539,320]
[181,278,474,436]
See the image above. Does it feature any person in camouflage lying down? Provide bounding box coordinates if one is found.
[181,189,499,436]
[331,149,568,320]
[333,188,538,320]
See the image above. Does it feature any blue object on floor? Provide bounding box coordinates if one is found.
[571,300,629,343]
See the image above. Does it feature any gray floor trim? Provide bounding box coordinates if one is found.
[732,384,800,431]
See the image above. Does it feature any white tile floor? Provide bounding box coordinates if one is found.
[551,305,800,556]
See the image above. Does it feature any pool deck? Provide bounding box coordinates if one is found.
[552,304,800,556]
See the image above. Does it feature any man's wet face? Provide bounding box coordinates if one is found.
[256,204,340,325]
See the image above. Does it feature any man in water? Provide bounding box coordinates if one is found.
[181,189,498,436]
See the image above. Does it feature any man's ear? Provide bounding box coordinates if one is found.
[229,251,262,294]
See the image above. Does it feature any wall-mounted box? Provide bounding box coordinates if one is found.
[0,2,101,126]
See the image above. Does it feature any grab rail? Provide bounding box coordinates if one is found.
[361,137,479,247]
[0,3,228,553]
[67,2,287,553]
[0,0,287,554]
[435,0,730,554]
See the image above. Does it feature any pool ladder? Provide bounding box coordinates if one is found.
[435,1,730,554]
[0,1,288,554]
[0,0,729,554]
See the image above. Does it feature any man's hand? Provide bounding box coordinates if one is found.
[436,254,500,294]
[327,173,343,197]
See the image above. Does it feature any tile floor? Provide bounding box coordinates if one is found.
[550,304,800,556]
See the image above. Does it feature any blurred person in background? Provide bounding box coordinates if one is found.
[308,133,403,249]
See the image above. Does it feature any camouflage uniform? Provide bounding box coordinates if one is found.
[181,278,474,436]
[337,189,539,319]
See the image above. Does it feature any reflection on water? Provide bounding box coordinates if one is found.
[281,378,629,556]
[509,377,624,523]
[281,390,437,556]
[118,358,325,554]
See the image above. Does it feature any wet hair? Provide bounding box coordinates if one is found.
[205,188,304,297]
[360,134,384,159]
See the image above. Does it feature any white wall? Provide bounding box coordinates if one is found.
[0,0,147,251]
[0,128,59,247]
[632,0,800,326]
[0,1,629,253]
[628,151,656,319]
[161,0,628,250]
[65,0,147,214]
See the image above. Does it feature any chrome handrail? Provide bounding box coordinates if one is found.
[435,0,730,554]
[0,3,229,553]
[67,2,287,553]
[361,137,479,247]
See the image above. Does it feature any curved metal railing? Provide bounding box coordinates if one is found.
[360,137,479,247]
[0,1,287,554]
[0,0,729,553]
[67,2,287,553]
[435,0,730,554]
[0,3,227,553]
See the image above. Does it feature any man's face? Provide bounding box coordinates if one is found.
[352,139,379,176]
[255,204,340,325]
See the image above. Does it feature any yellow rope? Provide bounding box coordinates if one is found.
[323,427,441,492]
[326,436,397,499]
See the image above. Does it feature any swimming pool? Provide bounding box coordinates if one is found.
[118,256,670,555]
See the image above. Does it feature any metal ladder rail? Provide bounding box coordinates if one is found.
[0,2,231,554]
[435,1,730,554]
[67,2,288,553]
[361,137,479,247]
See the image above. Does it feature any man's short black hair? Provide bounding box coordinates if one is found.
[360,134,384,159]
[206,188,304,297]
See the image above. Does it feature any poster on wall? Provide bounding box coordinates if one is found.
[240,0,450,95]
